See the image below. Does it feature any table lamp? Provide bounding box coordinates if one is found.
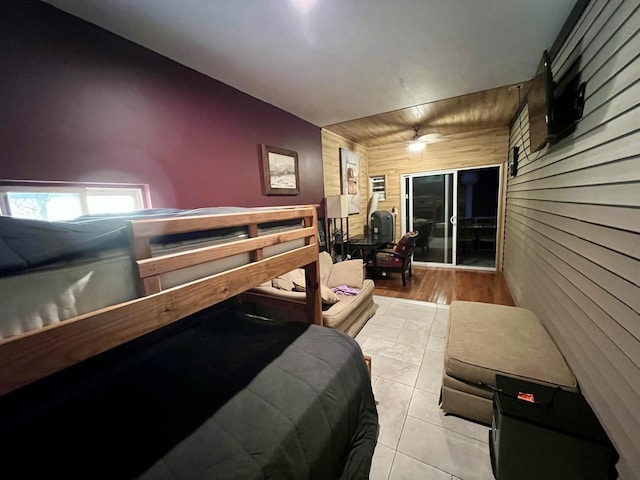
[326,195,349,260]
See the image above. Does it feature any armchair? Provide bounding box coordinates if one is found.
[366,231,418,286]
[477,218,497,253]
[457,218,476,262]
[415,221,434,254]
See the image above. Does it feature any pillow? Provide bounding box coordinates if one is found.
[293,280,340,305]
[293,279,338,304]
[292,278,306,292]
[272,269,305,291]
[318,251,334,286]
[327,259,364,288]
[288,251,332,289]
[320,284,339,305]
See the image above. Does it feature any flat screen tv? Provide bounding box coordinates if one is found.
[527,51,554,152]
[527,50,586,152]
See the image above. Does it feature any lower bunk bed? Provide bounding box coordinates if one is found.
[0,205,378,479]
[0,308,377,479]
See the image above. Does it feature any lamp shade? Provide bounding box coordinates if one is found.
[326,195,349,218]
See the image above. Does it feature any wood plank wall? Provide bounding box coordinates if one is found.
[504,1,640,476]
[321,129,369,238]
[367,128,509,264]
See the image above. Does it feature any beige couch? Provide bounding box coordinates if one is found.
[441,301,578,424]
[249,251,378,336]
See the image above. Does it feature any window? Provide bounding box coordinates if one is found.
[0,183,147,221]
[369,175,386,201]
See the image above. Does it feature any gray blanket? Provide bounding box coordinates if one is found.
[0,207,265,274]
[0,310,379,479]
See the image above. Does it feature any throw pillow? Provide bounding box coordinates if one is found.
[272,269,306,291]
[321,284,340,304]
[327,259,364,288]
[293,278,306,292]
[318,251,334,286]
[293,281,338,304]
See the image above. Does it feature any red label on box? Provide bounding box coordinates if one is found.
[517,392,535,403]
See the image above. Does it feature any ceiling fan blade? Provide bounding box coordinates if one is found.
[417,133,445,143]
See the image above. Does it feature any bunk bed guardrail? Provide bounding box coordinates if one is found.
[0,205,321,396]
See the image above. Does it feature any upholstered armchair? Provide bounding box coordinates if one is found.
[366,231,419,286]
[414,221,434,254]
[477,218,497,253]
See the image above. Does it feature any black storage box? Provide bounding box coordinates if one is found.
[490,375,618,480]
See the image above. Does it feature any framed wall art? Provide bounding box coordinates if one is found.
[261,144,300,195]
[339,147,360,214]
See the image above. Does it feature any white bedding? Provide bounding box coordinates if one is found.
[0,226,301,339]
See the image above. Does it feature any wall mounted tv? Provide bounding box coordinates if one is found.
[527,50,587,152]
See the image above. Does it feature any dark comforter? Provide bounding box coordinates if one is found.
[0,207,273,275]
[0,310,378,479]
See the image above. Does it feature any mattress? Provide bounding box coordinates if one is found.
[0,309,379,479]
[444,301,577,390]
[0,208,303,339]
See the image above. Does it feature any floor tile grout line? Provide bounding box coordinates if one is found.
[361,340,425,367]
[414,329,436,383]
[404,410,490,445]
[370,298,484,480]
[393,445,458,479]
[384,448,397,480]
[374,295,447,309]
[371,299,494,480]
[388,328,432,474]
[364,328,433,350]
[392,383,418,476]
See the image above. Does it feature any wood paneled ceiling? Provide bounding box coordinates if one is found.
[324,82,529,148]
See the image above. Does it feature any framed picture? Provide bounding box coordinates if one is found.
[339,147,361,214]
[261,145,300,195]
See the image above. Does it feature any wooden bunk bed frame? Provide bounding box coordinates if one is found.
[0,205,322,397]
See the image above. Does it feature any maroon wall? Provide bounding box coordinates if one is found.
[0,1,324,209]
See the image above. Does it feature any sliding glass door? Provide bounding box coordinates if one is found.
[402,165,500,269]
[405,173,455,265]
[456,167,500,268]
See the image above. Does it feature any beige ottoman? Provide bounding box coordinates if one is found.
[441,301,578,425]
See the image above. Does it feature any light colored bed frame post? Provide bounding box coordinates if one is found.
[129,232,162,296]
[303,210,322,326]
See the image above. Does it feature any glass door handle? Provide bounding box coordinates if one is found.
[450,216,457,225]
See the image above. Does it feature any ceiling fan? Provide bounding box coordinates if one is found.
[408,125,444,151]
[410,125,445,143]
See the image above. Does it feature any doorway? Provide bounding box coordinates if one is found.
[402,165,501,270]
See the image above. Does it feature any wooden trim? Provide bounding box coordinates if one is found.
[129,207,313,237]
[303,257,322,326]
[135,227,314,280]
[247,223,263,262]
[129,232,161,296]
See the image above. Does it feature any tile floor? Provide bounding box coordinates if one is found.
[358,296,495,480]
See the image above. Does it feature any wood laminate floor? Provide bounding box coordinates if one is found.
[371,266,514,306]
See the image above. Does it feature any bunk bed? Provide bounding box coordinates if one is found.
[0,205,378,479]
